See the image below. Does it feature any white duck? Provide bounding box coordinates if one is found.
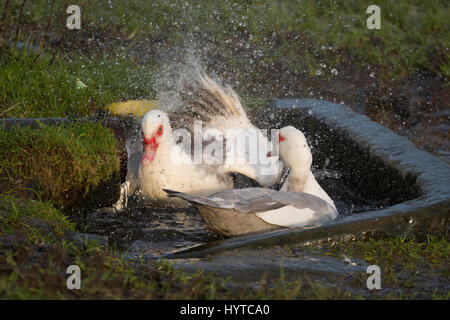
[164,126,338,236]
[138,109,234,205]
[275,126,335,207]
[182,70,283,187]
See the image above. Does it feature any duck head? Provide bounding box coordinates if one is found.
[271,126,312,172]
[141,110,171,166]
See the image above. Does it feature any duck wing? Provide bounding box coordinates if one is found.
[181,70,282,186]
[182,69,247,122]
[163,187,276,210]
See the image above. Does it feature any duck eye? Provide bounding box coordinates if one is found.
[157,125,163,134]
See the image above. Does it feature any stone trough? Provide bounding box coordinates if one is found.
[164,98,450,259]
[2,99,449,260]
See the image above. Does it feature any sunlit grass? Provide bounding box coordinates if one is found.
[325,236,450,273]
[1,0,447,118]
[0,194,75,244]
[0,45,155,118]
[5,0,446,79]
[0,121,120,206]
[321,236,450,298]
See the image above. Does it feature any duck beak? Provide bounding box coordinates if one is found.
[141,135,159,165]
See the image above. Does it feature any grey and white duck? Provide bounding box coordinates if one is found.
[164,126,338,236]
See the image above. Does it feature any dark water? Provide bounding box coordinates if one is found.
[81,198,223,257]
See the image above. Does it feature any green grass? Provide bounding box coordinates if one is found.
[320,236,450,299]
[0,46,155,118]
[0,121,120,207]
[1,0,447,118]
[4,0,447,80]
[0,194,75,244]
[325,236,449,273]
